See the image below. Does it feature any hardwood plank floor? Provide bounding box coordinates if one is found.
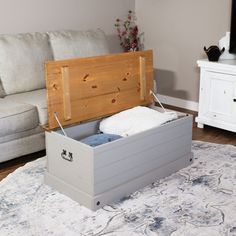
[0,106,235,181]
[173,105,236,146]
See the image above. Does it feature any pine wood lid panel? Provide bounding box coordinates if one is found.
[45,50,154,130]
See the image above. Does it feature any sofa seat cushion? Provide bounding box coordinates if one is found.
[49,29,110,60]
[0,99,39,137]
[0,132,45,163]
[0,126,42,144]
[4,89,47,125]
[0,32,53,95]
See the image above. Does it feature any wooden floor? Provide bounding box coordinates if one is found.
[0,106,235,181]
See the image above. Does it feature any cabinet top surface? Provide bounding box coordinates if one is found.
[197,59,236,69]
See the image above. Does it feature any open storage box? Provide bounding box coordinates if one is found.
[44,50,193,210]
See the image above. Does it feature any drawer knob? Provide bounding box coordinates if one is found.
[234,99,236,102]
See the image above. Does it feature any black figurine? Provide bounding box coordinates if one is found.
[204,45,225,62]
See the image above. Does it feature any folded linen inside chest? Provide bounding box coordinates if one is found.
[78,106,178,147]
[99,106,178,137]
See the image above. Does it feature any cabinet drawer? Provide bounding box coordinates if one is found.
[201,71,236,124]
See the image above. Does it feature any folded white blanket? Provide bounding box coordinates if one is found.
[99,106,178,137]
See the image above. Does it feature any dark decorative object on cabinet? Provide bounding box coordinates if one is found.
[204,45,225,62]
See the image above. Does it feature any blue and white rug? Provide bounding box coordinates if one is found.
[0,141,236,236]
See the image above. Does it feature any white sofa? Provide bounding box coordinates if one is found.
[0,29,110,162]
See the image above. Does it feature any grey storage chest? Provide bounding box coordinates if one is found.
[44,51,193,210]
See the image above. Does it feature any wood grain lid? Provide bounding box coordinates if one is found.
[45,50,154,130]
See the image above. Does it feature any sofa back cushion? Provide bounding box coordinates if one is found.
[0,33,53,95]
[48,29,109,60]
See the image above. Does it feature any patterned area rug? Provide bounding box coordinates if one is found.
[0,141,236,236]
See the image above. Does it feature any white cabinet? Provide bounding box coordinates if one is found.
[196,59,236,132]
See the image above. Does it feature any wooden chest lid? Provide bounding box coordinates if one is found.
[45,50,154,130]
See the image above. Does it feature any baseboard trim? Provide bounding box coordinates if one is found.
[158,94,199,112]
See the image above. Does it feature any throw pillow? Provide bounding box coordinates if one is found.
[0,32,53,95]
[48,29,110,60]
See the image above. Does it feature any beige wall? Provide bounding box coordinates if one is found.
[136,0,231,102]
[0,0,135,53]
[0,0,231,101]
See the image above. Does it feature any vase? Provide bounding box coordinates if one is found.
[204,45,225,62]
[219,32,236,60]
